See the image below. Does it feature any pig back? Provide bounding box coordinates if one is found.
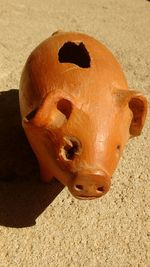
[19,31,128,118]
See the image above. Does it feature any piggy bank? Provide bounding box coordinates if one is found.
[19,31,147,200]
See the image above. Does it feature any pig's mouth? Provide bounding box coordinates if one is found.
[74,195,99,200]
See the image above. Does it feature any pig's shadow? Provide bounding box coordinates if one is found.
[0,89,64,228]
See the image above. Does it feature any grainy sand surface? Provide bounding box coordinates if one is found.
[0,0,149,266]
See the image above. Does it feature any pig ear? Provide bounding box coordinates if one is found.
[128,91,148,137]
[24,94,73,129]
[114,89,148,137]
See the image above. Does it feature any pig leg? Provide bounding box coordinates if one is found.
[39,163,54,183]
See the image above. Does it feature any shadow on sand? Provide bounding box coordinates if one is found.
[0,89,64,228]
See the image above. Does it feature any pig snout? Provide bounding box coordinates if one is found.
[68,171,111,200]
[58,135,111,200]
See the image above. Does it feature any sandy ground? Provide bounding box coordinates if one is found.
[0,0,150,266]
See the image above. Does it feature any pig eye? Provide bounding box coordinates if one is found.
[64,142,78,160]
[25,108,38,121]
[57,98,72,120]
[116,145,121,151]
[60,136,81,161]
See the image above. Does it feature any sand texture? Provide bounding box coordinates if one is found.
[0,0,150,266]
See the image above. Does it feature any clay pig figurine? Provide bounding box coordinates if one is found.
[19,31,147,200]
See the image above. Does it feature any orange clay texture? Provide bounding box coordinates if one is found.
[19,31,147,200]
[0,2,150,266]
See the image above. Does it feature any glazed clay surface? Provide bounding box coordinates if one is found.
[19,31,147,200]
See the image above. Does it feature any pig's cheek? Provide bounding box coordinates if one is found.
[110,145,123,173]
[24,125,72,185]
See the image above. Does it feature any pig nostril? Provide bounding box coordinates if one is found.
[97,186,104,193]
[75,184,83,191]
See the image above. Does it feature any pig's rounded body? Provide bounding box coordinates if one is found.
[19,31,147,200]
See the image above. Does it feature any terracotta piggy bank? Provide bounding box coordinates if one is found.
[19,31,147,200]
